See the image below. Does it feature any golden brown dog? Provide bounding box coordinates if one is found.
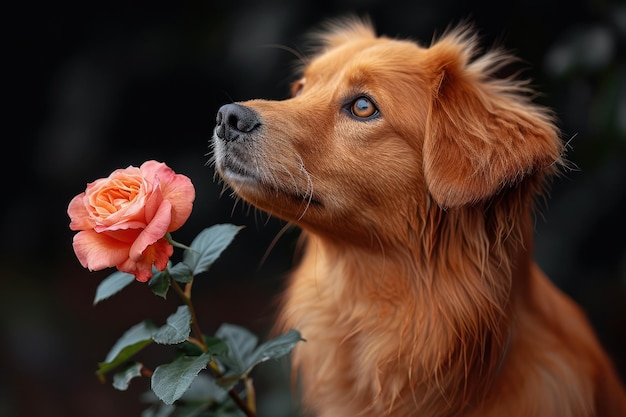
[212,17,626,417]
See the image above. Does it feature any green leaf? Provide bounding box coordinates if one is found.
[141,403,176,417]
[214,323,258,376]
[176,403,210,417]
[104,321,157,363]
[215,323,259,378]
[204,337,229,357]
[94,271,135,304]
[149,270,171,298]
[97,321,157,378]
[183,224,243,276]
[181,374,228,402]
[152,305,191,345]
[210,410,247,417]
[169,262,194,284]
[178,336,228,359]
[178,340,205,357]
[243,329,304,375]
[112,362,143,391]
[151,352,213,405]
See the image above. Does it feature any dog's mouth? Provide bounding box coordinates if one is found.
[218,152,323,209]
[220,154,259,186]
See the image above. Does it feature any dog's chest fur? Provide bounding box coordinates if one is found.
[278,234,509,416]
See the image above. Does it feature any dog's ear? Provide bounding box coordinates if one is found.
[423,29,563,208]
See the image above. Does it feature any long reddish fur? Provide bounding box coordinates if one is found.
[214,17,626,417]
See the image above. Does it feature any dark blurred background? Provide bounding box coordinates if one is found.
[2,1,625,416]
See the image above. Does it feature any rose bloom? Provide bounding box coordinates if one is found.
[68,160,195,282]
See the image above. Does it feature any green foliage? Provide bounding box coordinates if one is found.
[141,403,175,417]
[215,324,258,380]
[241,329,304,375]
[113,362,143,390]
[152,353,214,405]
[97,321,156,380]
[91,224,303,416]
[152,306,191,345]
[94,271,135,304]
[169,262,194,284]
[149,269,172,298]
[215,324,304,385]
[183,224,244,276]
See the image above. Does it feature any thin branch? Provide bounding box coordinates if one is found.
[169,276,207,350]
[140,364,153,378]
[228,389,256,417]
[168,275,256,417]
[245,376,257,414]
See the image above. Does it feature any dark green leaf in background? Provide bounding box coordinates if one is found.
[149,269,171,298]
[94,271,135,304]
[140,402,176,417]
[103,321,157,363]
[112,362,143,390]
[214,323,258,376]
[204,337,229,357]
[183,224,243,276]
[97,321,156,379]
[151,352,213,405]
[152,305,192,345]
[169,262,194,284]
[243,329,304,375]
[179,373,228,403]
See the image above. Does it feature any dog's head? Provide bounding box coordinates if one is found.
[211,18,562,243]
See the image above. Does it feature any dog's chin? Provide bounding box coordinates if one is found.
[219,160,259,188]
[217,160,323,220]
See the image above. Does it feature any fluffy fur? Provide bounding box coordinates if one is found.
[212,17,626,417]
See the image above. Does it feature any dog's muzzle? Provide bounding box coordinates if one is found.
[215,103,261,142]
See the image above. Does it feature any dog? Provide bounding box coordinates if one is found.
[211,17,626,417]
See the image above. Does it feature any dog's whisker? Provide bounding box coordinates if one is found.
[259,222,294,270]
[260,43,309,67]
[293,152,314,221]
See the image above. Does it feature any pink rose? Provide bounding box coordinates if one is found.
[68,160,195,282]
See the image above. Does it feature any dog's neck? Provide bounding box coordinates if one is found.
[288,190,537,414]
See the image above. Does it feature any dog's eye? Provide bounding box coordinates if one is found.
[350,96,379,119]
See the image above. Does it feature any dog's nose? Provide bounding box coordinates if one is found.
[215,103,261,142]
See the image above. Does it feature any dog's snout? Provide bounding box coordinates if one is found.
[215,103,261,142]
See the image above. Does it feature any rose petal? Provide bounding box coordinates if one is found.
[117,257,154,282]
[67,193,96,231]
[151,239,173,271]
[129,199,172,261]
[117,238,173,282]
[94,220,147,233]
[72,230,134,271]
[143,177,164,223]
[139,160,195,232]
[86,171,148,227]
[162,174,195,232]
[139,160,173,182]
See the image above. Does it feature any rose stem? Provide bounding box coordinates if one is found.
[168,276,256,417]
